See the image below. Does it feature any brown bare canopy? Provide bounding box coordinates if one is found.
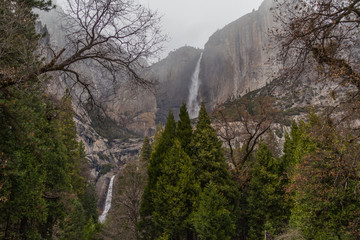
[272,0,360,91]
[213,96,276,173]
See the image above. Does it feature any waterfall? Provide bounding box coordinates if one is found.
[99,175,115,223]
[187,53,203,119]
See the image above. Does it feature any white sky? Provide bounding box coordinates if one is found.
[138,0,264,59]
[55,0,264,59]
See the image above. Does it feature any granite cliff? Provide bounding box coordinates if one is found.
[150,46,203,123]
[200,0,276,108]
[151,0,276,118]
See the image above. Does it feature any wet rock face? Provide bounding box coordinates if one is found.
[150,46,203,123]
[200,0,277,109]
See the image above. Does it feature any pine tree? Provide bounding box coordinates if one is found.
[191,102,235,190]
[176,103,193,155]
[139,110,176,240]
[140,136,152,163]
[152,124,164,148]
[0,87,98,238]
[152,140,199,239]
[194,102,211,134]
[190,102,240,238]
[192,182,236,240]
[247,142,289,239]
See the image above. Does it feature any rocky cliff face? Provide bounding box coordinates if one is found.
[150,0,277,116]
[37,7,155,208]
[199,0,276,108]
[37,8,157,137]
[150,46,203,123]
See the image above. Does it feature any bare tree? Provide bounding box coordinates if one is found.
[1,0,166,103]
[272,0,360,91]
[213,96,276,174]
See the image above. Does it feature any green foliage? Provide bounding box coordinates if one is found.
[194,102,211,133]
[139,110,177,239]
[88,108,134,141]
[286,114,360,239]
[0,87,98,239]
[152,140,199,239]
[176,103,193,154]
[247,142,289,239]
[152,124,164,148]
[191,103,239,238]
[80,183,98,222]
[99,163,113,175]
[191,103,235,191]
[139,105,239,239]
[192,182,236,240]
[140,136,152,163]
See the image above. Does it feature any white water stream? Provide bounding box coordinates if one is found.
[187,53,203,119]
[98,175,115,223]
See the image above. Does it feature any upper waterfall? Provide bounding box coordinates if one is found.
[187,52,203,119]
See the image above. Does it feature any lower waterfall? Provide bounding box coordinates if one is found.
[187,52,203,119]
[99,175,115,223]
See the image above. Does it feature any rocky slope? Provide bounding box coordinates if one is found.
[36,7,154,210]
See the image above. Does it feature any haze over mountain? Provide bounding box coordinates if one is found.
[151,0,276,122]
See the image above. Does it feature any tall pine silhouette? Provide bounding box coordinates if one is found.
[176,103,193,155]
[139,110,176,240]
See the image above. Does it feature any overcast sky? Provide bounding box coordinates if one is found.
[55,0,264,59]
[138,0,264,59]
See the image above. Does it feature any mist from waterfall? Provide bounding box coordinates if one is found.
[187,52,203,119]
[99,175,115,223]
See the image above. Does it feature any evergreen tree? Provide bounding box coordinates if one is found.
[140,136,152,163]
[190,102,235,190]
[192,182,236,240]
[0,87,63,239]
[194,102,211,134]
[190,102,240,238]
[281,120,311,171]
[247,142,289,239]
[176,103,193,155]
[152,124,164,148]
[152,140,199,239]
[0,87,98,238]
[139,110,176,239]
[287,114,360,239]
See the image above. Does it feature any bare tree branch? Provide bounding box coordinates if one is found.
[1,0,166,105]
[272,0,360,93]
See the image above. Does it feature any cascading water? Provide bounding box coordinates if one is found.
[187,53,203,119]
[98,175,115,223]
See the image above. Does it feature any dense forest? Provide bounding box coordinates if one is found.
[1,0,360,239]
[115,103,359,240]
[0,0,100,238]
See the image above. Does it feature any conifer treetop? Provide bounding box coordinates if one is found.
[195,102,211,132]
